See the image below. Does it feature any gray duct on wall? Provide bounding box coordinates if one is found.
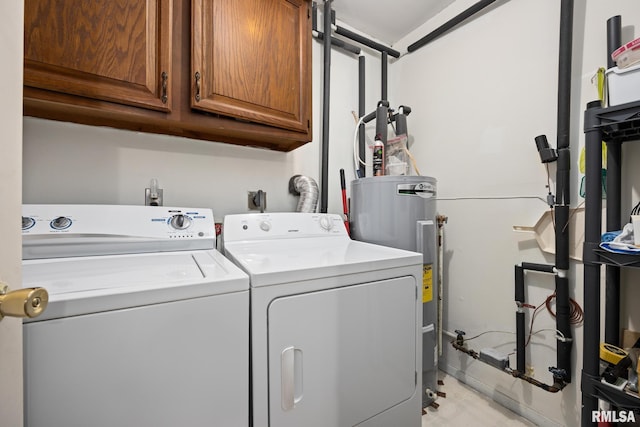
[289,175,319,213]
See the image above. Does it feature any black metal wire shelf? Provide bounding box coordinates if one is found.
[583,373,640,411]
[588,100,640,143]
[593,248,640,267]
[582,98,640,426]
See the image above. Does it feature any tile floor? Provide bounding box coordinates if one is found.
[422,372,537,426]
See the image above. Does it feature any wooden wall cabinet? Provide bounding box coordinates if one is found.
[192,0,311,134]
[23,0,312,152]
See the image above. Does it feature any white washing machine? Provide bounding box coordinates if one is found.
[21,205,250,427]
[223,212,423,427]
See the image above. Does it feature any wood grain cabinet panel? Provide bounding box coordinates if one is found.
[192,0,311,133]
[24,0,172,111]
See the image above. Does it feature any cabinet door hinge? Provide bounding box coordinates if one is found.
[161,71,168,104]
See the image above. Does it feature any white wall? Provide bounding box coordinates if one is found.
[392,0,640,425]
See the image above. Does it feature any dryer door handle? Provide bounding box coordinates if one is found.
[281,346,303,411]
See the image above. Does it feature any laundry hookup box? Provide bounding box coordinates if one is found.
[606,62,640,106]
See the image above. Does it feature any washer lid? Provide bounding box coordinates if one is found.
[22,250,249,321]
[224,237,422,287]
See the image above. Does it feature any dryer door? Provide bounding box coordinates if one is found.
[267,276,418,427]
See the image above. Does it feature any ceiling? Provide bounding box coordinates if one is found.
[331,0,457,46]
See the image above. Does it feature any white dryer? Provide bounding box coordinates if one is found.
[21,205,250,427]
[223,212,423,427]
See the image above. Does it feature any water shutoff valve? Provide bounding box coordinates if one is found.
[145,178,163,206]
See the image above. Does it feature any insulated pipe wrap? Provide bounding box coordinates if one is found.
[320,0,332,213]
[289,175,319,213]
[517,312,526,373]
[607,16,622,69]
[556,275,573,382]
[515,265,525,303]
[555,0,573,386]
[555,205,570,271]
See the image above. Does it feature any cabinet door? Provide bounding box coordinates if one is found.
[267,277,418,427]
[192,0,311,134]
[24,0,172,112]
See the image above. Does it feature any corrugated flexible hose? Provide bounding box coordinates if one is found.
[289,175,319,213]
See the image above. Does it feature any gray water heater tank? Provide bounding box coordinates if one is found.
[350,176,437,252]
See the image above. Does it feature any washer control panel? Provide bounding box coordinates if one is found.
[22,205,217,259]
[223,213,347,242]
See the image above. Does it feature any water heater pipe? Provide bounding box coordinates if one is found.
[437,215,448,356]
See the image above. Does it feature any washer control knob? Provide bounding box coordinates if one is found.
[22,217,35,230]
[169,214,191,230]
[259,220,271,232]
[319,215,333,231]
[50,216,71,230]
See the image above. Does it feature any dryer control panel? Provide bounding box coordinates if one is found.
[223,213,348,242]
[22,204,216,259]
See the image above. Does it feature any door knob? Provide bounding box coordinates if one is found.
[0,282,48,321]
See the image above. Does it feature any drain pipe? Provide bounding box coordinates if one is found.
[554,0,574,384]
[320,0,332,213]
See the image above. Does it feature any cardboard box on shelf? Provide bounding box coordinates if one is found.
[623,329,640,349]
[622,329,640,382]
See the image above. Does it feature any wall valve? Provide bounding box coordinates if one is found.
[548,367,568,381]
